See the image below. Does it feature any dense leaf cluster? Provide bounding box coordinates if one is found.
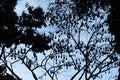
[0,64,16,80]
[71,0,110,18]
[0,0,51,52]
[107,1,120,53]
[0,0,18,47]
[46,0,120,80]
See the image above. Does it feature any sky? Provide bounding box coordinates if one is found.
[15,0,49,16]
[9,0,119,80]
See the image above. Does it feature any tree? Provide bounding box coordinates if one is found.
[0,0,51,80]
[0,0,18,48]
[0,64,16,80]
[45,0,120,80]
[107,1,120,53]
[0,0,51,51]
[107,1,120,80]
[0,0,120,80]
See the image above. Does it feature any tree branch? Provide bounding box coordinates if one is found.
[18,57,38,80]
[1,59,21,80]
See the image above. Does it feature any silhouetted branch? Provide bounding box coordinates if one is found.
[1,59,21,80]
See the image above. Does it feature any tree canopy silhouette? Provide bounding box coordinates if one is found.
[107,1,120,53]
[0,0,51,79]
[0,0,51,52]
[45,0,120,80]
[0,64,16,80]
[0,0,120,80]
[0,0,18,48]
[107,1,120,80]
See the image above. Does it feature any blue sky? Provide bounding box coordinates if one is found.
[15,0,49,16]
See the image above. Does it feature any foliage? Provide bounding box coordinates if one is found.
[107,1,120,80]
[0,64,16,80]
[0,0,120,80]
[71,0,110,19]
[0,0,18,48]
[45,0,120,80]
[107,1,120,53]
[0,0,51,52]
[18,4,51,52]
[0,0,51,80]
